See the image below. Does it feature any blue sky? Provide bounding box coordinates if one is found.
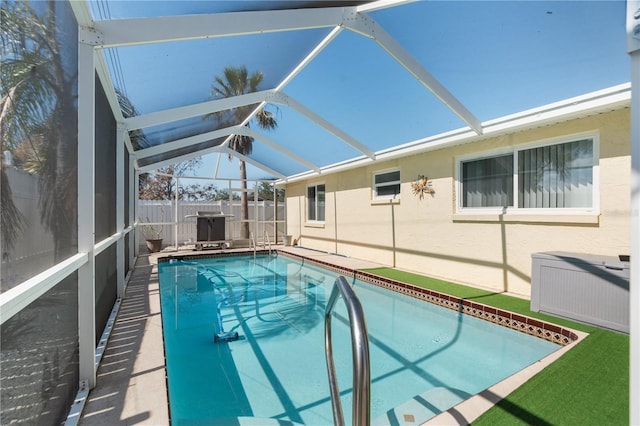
[92,1,631,181]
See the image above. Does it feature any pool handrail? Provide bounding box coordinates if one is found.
[249,231,256,260]
[324,276,371,426]
[263,230,272,255]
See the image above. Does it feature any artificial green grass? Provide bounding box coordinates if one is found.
[361,267,630,426]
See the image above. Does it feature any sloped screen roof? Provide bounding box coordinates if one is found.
[83,0,630,180]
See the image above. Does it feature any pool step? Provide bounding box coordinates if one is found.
[197,268,217,282]
[372,387,471,426]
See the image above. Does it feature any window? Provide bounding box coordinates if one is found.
[307,184,325,222]
[518,139,593,208]
[459,137,595,211]
[462,155,513,208]
[373,169,401,200]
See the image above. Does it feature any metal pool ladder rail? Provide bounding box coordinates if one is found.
[324,276,371,426]
[250,232,256,260]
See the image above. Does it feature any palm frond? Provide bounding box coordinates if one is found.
[248,71,264,92]
[227,134,253,158]
[1,0,78,261]
[212,76,234,98]
[256,108,277,130]
[1,4,57,152]
[1,166,26,251]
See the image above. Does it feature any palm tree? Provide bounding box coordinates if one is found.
[207,66,277,239]
[1,1,78,261]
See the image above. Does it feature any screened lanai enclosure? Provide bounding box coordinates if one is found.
[1,0,639,424]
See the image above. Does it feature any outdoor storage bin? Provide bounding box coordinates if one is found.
[531,251,630,333]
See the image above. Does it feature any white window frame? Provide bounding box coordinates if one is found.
[306,182,326,223]
[456,132,600,215]
[373,168,401,201]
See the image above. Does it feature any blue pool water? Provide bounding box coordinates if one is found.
[158,254,560,425]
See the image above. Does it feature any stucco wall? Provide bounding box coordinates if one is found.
[285,109,631,297]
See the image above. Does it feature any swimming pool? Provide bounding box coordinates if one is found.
[158,253,562,425]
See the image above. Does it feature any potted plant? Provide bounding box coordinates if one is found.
[140,219,163,253]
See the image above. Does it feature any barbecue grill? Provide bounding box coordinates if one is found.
[184,211,234,250]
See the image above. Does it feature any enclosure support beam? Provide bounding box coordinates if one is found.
[77,41,97,388]
[135,124,320,175]
[134,126,239,159]
[630,49,639,425]
[345,13,483,135]
[627,1,640,423]
[0,254,88,325]
[174,177,180,249]
[94,7,346,48]
[629,44,640,426]
[94,50,126,124]
[218,147,287,181]
[271,93,375,159]
[116,126,125,297]
[134,170,140,258]
[129,155,136,268]
[215,25,346,170]
[127,89,370,167]
[235,127,321,173]
[356,0,416,13]
[124,90,276,131]
[137,147,227,174]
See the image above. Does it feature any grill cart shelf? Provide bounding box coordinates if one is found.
[185,211,234,250]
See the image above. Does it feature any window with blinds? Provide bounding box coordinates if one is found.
[518,139,593,208]
[459,137,595,211]
[462,154,514,208]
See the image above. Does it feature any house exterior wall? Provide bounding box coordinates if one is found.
[285,108,630,297]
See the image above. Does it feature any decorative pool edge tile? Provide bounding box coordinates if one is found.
[158,250,579,346]
[281,251,579,347]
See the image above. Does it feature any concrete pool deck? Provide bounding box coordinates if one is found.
[78,246,585,425]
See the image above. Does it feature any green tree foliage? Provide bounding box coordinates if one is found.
[179,183,219,201]
[254,181,284,201]
[212,188,240,201]
[138,160,211,200]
